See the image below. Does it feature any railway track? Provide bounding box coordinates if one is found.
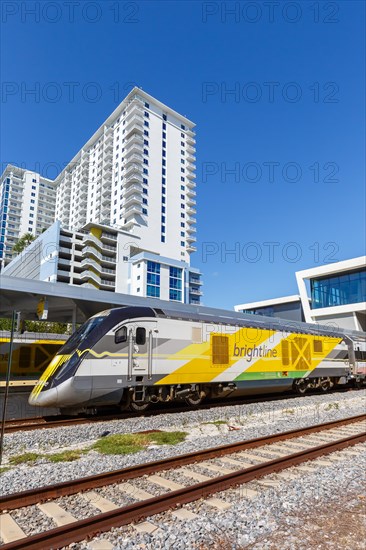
[0,414,365,549]
[3,388,356,434]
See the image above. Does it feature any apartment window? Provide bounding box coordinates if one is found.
[29,214,34,218]
[181,133,185,138]
[32,185,36,190]
[144,111,149,118]
[161,236,165,242]
[161,225,165,233]
[144,130,149,137]
[144,102,149,108]
[162,132,166,139]
[144,121,149,127]
[143,159,149,165]
[169,266,182,301]
[181,213,185,218]
[143,168,148,175]
[162,140,166,148]
[162,196,166,204]
[181,194,185,200]
[181,159,185,164]
[147,261,160,298]
[181,222,185,227]
[181,241,185,246]
[30,206,34,211]
[181,204,185,209]
[137,288,140,293]
[163,114,167,121]
[162,168,166,175]
[162,150,166,158]
[142,198,148,205]
[162,123,166,130]
[162,187,166,195]
[143,148,149,155]
[144,139,149,146]
[162,159,166,166]
[31,192,36,197]
[29,220,33,225]
[143,188,148,195]
[181,185,185,190]
[181,232,185,237]
[162,206,166,213]
[162,177,166,184]
[161,215,165,223]
[142,208,148,215]
[181,141,185,147]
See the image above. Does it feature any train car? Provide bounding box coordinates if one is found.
[29,306,366,414]
[0,332,66,381]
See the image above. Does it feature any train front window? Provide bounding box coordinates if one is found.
[61,316,107,354]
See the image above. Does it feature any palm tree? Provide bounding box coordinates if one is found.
[13,233,36,255]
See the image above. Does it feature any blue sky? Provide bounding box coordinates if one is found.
[1,1,365,309]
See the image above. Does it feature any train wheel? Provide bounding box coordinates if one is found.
[185,392,203,407]
[294,379,307,395]
[129,400,150,412]
[320,377,332,392]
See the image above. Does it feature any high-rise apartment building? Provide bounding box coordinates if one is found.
[55,88,197,264]
[0,165,57,264]
[2,88,202,303]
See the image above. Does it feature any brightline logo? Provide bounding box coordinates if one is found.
[233,344,278,362]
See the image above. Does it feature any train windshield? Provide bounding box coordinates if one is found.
[61,316,107,354]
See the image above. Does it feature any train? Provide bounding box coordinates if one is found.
[0,333,66,380]
[28,305,366,414]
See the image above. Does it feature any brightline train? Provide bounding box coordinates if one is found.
[29,306,366,414]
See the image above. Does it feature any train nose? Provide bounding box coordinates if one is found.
[28,385,58,407]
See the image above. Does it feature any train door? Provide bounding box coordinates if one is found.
[127,321,158,381]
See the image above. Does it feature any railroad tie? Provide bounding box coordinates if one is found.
[81,491,118,512]
[234,487,258,500]
[134,521,161,534]
[205,497,231,511]
[236,452,270,463]
[89,540,114,550]
[118,482,155,501]
[218,457,253,468]
[147,475,186,491]
[37,502,77,526]
[0,514,27,543]
[172,508,199,520]
[195,461,235,475]
[178,468,212,482]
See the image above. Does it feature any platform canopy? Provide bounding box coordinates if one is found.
[0,275,175,323]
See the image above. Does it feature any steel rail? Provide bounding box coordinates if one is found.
[1,413,364,512]
[1,430,365,550]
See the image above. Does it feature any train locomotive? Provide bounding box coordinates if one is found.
[29,305,366,414]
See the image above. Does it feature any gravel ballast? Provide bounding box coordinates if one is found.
[0,390,365,498]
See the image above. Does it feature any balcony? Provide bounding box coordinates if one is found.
[125,116,143,137]
[81,257,101,272]
[187,244,197,253]
[186,162,195,171]
[189,277,202,286]
[125,162,142,177]
[187,206,196,215]
[123,204,142,217]
[187,196,196,206]
[125,172,143,185]
[124,183,142,198]
[186,225,196,234]
[125,132,143,148]
[125,153,143,165]
[189,287,203,295]
[124,140,143,156]
[101,254,116,264]
[124,194,142,209]
[81,269,101,285]
[84,233,102,249]
[102,185,111,198]
[186,216,196,225]
[186,234,197,244]
[101,232,117,243]
[101,266,116,277]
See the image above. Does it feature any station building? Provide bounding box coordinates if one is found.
[234,256,366,332]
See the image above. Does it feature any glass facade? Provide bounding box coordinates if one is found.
[311,269,366,309]
[169,266,182,301]
[146,261,160,298]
